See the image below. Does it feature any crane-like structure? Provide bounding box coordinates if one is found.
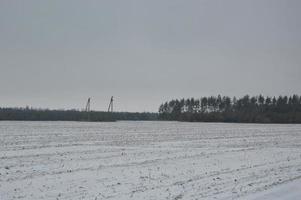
[85,97,91,112]
[108,96,113,112]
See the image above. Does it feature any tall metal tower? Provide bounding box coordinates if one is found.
[108,96,113,112]
[85,97,91,112]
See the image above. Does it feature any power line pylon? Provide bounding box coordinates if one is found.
[108,96,113,112]
[85,97,91,112]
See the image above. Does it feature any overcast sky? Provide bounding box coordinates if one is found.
[0,0,300,112]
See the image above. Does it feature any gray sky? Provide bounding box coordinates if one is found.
[1,0,300,112]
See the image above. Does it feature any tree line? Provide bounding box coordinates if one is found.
[0,107,157,122]
[2,95,301,123]
[158,95,301,123]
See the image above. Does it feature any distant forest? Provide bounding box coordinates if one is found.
[0,107,157,122]
[159,95,301,123]
[1,95,301,123]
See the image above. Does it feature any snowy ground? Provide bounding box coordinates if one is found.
[243,178,301,200]
[0,121,301,200]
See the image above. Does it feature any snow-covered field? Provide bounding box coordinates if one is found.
[1,121,301,200]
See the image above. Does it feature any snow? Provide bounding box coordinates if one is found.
[1,121,301,200]
[243,178,301,200]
